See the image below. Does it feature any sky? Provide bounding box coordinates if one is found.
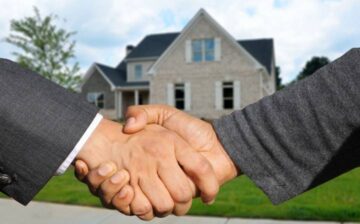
[0,0,359,83]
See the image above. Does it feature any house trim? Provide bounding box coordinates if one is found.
[148,8,265,75]
[80,63,117,91]
[114,86,149,91]
[125,56,158,62]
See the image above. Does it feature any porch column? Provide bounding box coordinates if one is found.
[134,90,139,105]
[116,91,123,119]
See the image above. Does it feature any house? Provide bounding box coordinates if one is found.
[81,9,276,120]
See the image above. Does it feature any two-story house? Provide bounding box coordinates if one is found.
[81,9,276,120]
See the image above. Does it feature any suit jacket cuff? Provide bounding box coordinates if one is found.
[55,113,103,175]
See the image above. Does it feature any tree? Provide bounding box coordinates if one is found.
[296,56,330,81]
[275,66,284,90]
[5,7,81,90]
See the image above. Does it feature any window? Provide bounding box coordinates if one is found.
[191,38,215,62]
[204,39,215,61]
[223,82,233,109]
[87,92,104,109]
[192,40,202,62]
[174,83,185,110]
[135,64,142,80]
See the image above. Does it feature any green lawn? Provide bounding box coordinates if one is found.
[2,168,360,222]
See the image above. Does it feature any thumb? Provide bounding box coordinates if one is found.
[123,104,177,134]
[123,106,149,134]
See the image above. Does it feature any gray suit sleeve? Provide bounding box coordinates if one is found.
[213,48,360,204]
[0,59,98,205]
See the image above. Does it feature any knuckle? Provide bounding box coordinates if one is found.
[138,214,154,221]
[133,203,152,215]
[173,202,192,216]
[205,184,219,199]
[155,200,174,214]
[171,184,192,203]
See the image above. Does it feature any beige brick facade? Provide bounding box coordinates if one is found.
[150,14,274,119]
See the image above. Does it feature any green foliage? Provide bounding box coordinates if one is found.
[275,66,284,90]
[296,56,330,81]
[5,7,81,90]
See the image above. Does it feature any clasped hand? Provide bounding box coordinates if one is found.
[75,105,239,220]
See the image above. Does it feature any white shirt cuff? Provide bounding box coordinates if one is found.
[55,113,103,175]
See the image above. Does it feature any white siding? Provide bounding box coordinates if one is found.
[167,83,174,106]
[185,40,192,63]
[215,81,222,110]
[214,38,221,61]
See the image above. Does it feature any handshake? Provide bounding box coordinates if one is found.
[74,104,239,220]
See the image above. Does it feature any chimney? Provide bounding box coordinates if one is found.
[126,45,134,56]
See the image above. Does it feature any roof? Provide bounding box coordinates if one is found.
[124,33,274,73]
[96,63,149,87]
[238,39,274,74]
[99,33,274,87]
[126,32,180,59]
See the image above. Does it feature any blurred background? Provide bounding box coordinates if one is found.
[1,0,360,222]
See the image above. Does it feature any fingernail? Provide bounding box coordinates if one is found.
[125,117,136,126]
[206,199,215,205]
[110,172,124,184]
[80,166,86,175]
[117,189,128,199]
[98,164,113,176]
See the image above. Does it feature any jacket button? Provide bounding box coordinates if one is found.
[0,173,12,185]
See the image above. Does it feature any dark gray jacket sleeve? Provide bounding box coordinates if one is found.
[213,48,360,204]
[0,59,98,205]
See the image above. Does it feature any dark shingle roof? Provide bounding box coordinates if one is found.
[126,33,180,59]
[96,63,149,87]
[238,39,274,73]
[102,33,274,87]
[124,33,274,73]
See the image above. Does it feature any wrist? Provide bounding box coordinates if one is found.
[76,119,126,169]
[207,139,240,185]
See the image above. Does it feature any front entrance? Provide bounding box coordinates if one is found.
[116,90,149,119]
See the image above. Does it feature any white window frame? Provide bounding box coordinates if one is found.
[222,82,234,109]
[191,38,215,62]
[174,83,185,110]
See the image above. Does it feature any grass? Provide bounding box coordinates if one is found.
[2,167,360,222]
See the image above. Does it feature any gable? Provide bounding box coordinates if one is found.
[118,32,274,74]
[81,64,116,91]
[81,68,113,92]
[149,9,265,75]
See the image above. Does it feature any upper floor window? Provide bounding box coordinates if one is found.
[204,39,215,61]
[135,64,143,80]
[191,38,215,62]
[223,82,233,109]
[174,83,185,110]
[87,92,104,109]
